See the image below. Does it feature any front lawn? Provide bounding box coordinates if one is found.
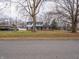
[0,30,79,38]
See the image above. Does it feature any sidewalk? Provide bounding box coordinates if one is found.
[0,37,79,41]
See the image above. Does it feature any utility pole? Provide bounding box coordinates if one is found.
[9,0,12,25]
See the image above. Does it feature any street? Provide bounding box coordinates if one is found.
[0,40,79,59]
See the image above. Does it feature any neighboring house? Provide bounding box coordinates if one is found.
[0,24,18,31]
[0,19,18,31]
[26,21,43,30]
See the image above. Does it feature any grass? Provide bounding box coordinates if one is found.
[0,30,79,38]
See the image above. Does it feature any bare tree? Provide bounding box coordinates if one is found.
[55,0,79,33]
[17,0,44,32]
[43,12,53,24]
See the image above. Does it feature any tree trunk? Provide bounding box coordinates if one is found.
[71,20,77,33]
[32,16,37,32]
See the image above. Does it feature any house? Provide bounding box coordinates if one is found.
[0,18,18,31]
[26,21,43,30]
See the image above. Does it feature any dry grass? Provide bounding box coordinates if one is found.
[0,30,79,38]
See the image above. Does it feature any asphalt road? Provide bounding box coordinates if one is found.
[0,40,79,59]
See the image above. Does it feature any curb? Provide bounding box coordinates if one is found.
[0,37,79,41]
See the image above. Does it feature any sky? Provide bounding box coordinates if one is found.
[0,0,56,20]
[0,1,18,18]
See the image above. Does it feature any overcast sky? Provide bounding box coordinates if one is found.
[0,0,55,19]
